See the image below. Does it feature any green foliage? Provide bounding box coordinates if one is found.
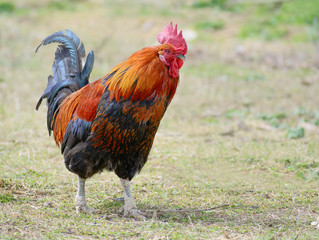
[224,108,247,119]
[240,0,319,41]
[276,0,319,25]
[48,1,68,10]
[47,0,78,11]
[292,107,319,126]
[287,127,305,139]
[0,193,16,203]
[204,117,219,125]
[193,0,228,9]
[259,112,286,128]
[0,2,15,13]
[239,21,288,41]
[191,0,319,41]
[195,20,225,31]
[277,158,319,180]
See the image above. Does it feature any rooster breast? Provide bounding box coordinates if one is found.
[64,87,169,181]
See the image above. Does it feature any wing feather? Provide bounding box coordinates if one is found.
[52,79,105,146]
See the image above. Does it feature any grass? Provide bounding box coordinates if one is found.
[1,0,319,239]
[192,0,319,42]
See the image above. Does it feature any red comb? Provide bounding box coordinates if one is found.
[157,22,187,55]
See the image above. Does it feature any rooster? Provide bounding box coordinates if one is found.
[36,22,187,219]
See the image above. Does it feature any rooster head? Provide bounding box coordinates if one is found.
[157,22,187,78]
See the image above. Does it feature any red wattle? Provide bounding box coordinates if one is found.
[169,58,179,78]
[177,58,184,69]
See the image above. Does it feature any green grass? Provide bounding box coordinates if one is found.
[195,20,225,31]
[0,2,15,13]
[239,0,319,41]
[1,0,319,239]
[192,0,319,41]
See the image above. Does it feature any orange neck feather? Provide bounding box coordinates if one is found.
[104,44,179,103]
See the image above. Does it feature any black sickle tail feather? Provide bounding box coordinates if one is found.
[36,29,94,135]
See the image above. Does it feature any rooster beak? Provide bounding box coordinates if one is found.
[176,54,186,62]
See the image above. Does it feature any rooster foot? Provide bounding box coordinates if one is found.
[76,204,96,214]
[75,193,96,214]
[118,205,146,220]
[119,178,146,220]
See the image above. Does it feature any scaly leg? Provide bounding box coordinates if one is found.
[75,176,95,213]
[118,178,146,220]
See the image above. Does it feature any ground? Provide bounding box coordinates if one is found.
[1,0,319,239]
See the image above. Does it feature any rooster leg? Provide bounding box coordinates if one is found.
[75,176,95,213]
[118,178,146,220]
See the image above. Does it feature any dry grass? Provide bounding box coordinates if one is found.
[1,0,319,239]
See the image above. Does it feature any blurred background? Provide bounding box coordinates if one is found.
[1,0,319,137]
[1,0,319,238]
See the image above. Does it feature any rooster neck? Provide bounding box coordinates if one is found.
[104,46,179,103]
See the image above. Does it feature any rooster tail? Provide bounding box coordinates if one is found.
[35,29,94,135]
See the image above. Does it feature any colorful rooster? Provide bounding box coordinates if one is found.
[36,22,187,219]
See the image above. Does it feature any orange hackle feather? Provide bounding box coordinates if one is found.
[106,44,179,103]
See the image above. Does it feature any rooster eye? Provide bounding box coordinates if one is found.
[165,49,171,54]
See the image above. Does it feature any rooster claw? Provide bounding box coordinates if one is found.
[76,205,97,214]
[118,205,146,220]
